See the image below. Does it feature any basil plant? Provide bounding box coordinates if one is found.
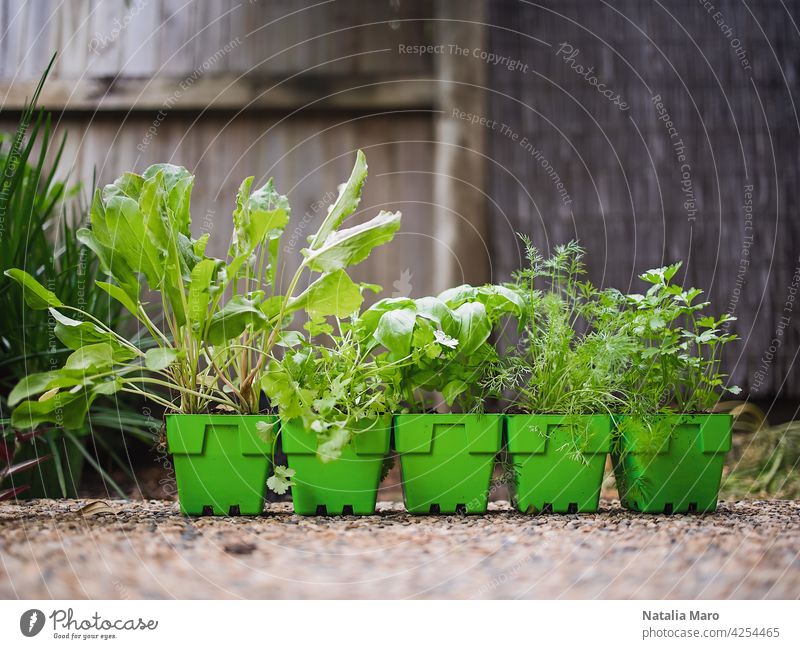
[5,151,400,428]
[352,284,524,413]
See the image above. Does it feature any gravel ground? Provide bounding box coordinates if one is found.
[0,499,798,599]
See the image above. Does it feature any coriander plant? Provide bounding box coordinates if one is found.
[606,261,741,415]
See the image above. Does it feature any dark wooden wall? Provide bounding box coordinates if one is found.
[486,0,800,399]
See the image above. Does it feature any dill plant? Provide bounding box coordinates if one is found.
[483,236,633,416]
[489,237,740,418]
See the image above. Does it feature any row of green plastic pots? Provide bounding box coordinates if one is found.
[165,412,732,517]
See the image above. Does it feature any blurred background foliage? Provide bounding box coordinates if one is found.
[717,401,800,500]
[0,57,155,500]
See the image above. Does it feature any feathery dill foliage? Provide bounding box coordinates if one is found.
[485,236,739,417]
[484,236,633,415]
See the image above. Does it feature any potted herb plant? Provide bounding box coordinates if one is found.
[608,263,739,514]
[263,317,398,515]
[486,239,628,514]
[259,156,411,515]
[5,150,402,516]
[361,286,522,514]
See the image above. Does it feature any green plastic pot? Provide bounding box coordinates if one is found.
[282,416,391,515]
[166,414,275,516]
[394,413,502,514]
[506,414,611,514]
[612,414,732,514]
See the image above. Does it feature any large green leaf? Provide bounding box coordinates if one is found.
[452,302,491,356]
[8,371,87,407]
[302,210,401,273]
[142,163,194,235]
[102,193,164,288]
[187,258,220,334]
[94,165,200,317]
[49,309,134,361]
[102,172,143,203]
[247,178,289,236]
[8,373,57,406]
[442,379,469,406]
[76,227,140,300]
[480,284,525,318]
[309,150,367,248]
[193,232,210,257]
[230,177,290,259]
[206,293,268,345]
[3,268,64,309]
[63,343,115,373]
[374,308,416,359]
[266,236,281,288]
[414,296,457,335]
[11,391,93,430]
[288,270,363,319]
[138,171,171,252]
[437,284,478,306]
[144,348,179,371]
[354,297,416,341]
[439,284,524,320]
[95,280,140,317]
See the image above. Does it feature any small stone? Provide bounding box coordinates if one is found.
[223,542,256,555]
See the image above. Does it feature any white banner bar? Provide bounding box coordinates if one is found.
[0,600,797,648]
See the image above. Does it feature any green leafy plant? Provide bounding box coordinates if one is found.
[355,284,522,412]
[0,55,154,498]
[482,237,740,469]
[264,316,407,463]
[599,262,738,465]
[488,237,739,417]
[483,237,633,416]
[4,151,401,435]
[262,279,520,473]
[610,261,740,414]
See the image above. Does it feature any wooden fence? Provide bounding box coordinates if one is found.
[1,0,797,398]
[486,0,800,399]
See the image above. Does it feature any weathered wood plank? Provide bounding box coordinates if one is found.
[0,112,437,300]
[0,0,435,80]
[0,75,435,111]
[431,0,490,291]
